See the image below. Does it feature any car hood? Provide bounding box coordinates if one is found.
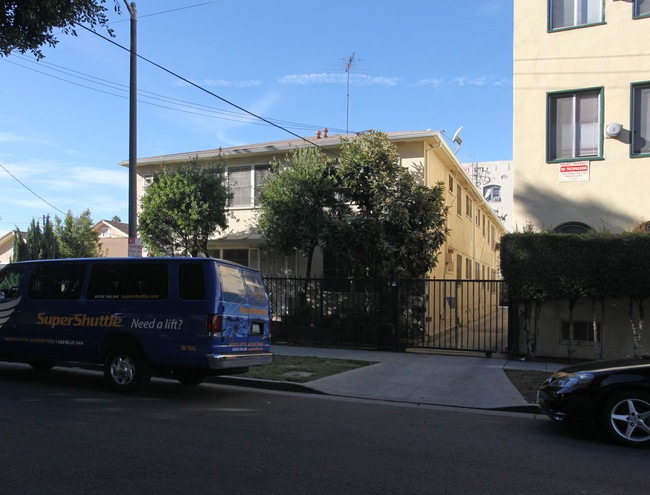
[560,357,650,374]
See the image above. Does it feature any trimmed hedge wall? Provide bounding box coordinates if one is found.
[500,232,650,302]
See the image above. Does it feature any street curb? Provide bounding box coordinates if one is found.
[209,376,543,414]
[208,375,327,395]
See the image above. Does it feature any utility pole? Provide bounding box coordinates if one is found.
[124,1,138,242]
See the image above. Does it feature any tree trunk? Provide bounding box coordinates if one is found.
[521,300,533,358]
[630,298,640,358]
[568,299,576,363]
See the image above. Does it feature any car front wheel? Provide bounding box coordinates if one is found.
[601,391,650,447]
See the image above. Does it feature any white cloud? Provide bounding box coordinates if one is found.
[278,72,399,87]
[476,0,505,16]
[172,79,262,88]
[415,78,445,88]
[0,132,26,143]
[416,76,511,88]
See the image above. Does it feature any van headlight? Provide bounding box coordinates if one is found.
[548,371,595,389]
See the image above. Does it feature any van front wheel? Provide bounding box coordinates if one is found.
[104,348,151,394]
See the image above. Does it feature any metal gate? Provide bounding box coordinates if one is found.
[264,277,509,354]
[400,279,509,356]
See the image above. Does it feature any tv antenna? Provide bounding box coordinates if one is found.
[323,53,367,134]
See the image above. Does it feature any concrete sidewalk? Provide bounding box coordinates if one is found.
[263,345,565,411]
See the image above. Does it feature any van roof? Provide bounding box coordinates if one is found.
[6,257,258,272]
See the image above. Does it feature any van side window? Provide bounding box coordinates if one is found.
[0,265,24,300]
[88,263,168,300]
[219,265,246,304]
[179,263,205,300]
[28,264,85,300]
[242,271,267,307]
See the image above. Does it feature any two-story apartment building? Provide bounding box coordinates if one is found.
[513,0,650,233]
[123,130,506,280]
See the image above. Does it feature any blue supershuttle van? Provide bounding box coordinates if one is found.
[0,257,273,393]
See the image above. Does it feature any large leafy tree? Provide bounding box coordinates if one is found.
[55,209,102,258]
[0,0,118,59]
[139,160,232,257]
[331,130,449,279]
[257,146,340,279]
[12,216,60,261]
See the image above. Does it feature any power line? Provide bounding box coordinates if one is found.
[0,162,66,215]
[79,24,341,157]
[5,54,349,134]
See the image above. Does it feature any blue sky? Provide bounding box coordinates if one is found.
[0,0,513,237]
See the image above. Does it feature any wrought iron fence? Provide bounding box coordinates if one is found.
[264,277,508,354]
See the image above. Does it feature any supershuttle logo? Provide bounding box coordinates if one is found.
[0,297,21,329]
[36,313,123,329]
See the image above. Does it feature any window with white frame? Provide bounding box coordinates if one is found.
[632,83,650,156]
[254,165,270,206]
[228,165,269,207]
[635,0,650,18]
[548,89,602,161]
[549,0,603,31]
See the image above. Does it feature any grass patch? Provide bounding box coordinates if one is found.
[505,369,553,404]
[241,355,375,383]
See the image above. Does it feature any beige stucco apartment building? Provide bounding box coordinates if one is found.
[125,130,506,280]
[513,0,650,233]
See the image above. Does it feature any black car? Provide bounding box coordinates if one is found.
[537,358,650,447]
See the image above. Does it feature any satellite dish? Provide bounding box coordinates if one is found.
[452,126,463,144]
[452,126,463,154]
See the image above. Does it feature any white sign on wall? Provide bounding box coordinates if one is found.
[559,161,590,182]
[128,237,143,257]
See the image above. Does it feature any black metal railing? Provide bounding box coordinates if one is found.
[264,277,508,354]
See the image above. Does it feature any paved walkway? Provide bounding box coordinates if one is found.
[224,345,565,412]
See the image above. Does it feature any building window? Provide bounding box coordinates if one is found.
[228,165,269,207]
[482,214,486,236]
[254,165,270,206]
[561,321,600,342]
[635,0,650,18]
[548,89,602,161]
[483,185,501,202]
[632,83,650,156]
[476,207,481,227]
[466,258,472,279]
[549,0,603,31]
[222,249,250,267]
[456,184,462,217]
[228,166,251,207]
[465,195,473,219]
[448,174,454,193]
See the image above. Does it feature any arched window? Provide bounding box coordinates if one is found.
[553,222,592,234]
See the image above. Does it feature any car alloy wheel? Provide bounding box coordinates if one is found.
[603,392,650,446]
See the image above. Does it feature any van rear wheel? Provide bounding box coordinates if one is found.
[104,348,151,394]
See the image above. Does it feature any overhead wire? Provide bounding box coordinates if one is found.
[5,54,349,133]
[0,162,67,216]
[78,24,342,157]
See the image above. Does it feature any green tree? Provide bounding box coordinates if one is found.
[330,130,449,278]
[139,159,232,257]
[55,209,102,258]
[12,216,60,261]
[257,147,339,279]
[0,0,118,59]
